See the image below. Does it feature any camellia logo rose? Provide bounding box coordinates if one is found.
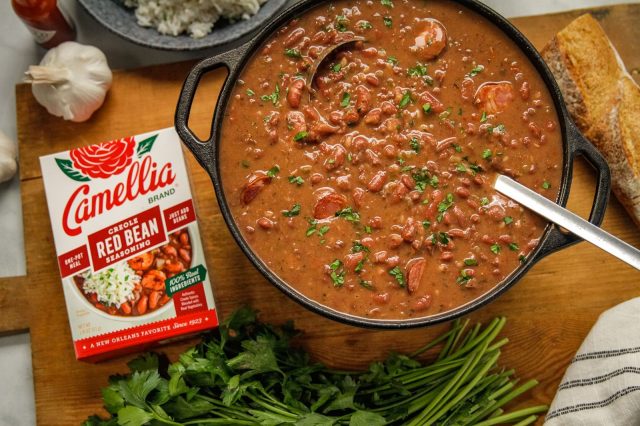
[55,135,156,181]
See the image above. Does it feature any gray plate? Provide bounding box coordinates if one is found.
[78,0,288,51]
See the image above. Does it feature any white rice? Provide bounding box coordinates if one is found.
[81,263,140,308]
[123,0,269,39]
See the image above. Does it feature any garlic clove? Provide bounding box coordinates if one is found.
[26,42,112,123]
[0,130,18,184]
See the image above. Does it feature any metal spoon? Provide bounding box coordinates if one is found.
[494,174,640,270]
[306,36,365,96]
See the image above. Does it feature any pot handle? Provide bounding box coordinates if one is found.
[536,121,612,258]
[175,44,249,174]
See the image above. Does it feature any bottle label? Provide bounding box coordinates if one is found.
[26,25,56,44]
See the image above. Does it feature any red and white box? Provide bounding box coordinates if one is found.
[40,128,218,361]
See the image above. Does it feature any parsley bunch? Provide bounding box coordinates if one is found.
[84,309,546,426]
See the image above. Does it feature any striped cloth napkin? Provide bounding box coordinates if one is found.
[545,298,640,425]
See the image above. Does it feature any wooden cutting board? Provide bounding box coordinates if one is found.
[2,4,640,425]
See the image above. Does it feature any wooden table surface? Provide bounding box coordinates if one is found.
[1,4,639,425]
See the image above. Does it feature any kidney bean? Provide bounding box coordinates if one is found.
[381,101,398,115]
[499,234,513,244]
[287,111,307,134]
[355,85,372,114]
[401,174,416,190]
[324,144,346,170]
[329,110,344,125]
[120,302,132,315]
[373,292,390,305]
[179,248,191,263]
[368,216,383,229]
[386,255,400,267]
[257,217,274,230]
[353,187,365,208]
[447,228,466,239]
[407,258,425,294]
[364,108,382,125]
[412,295,432,312]
[440,252,454,261]
[373,251,388,263]
[310,173,324,185]
[452,206,468,227]
[419,91,445,113]
[461,77,475,101]
[481,234,496,244]
[388,234,403,249]
[455,186,470,199]
[158,294,171,307]
[401,218,419,242]
[367,171,388,192]
[345,252,365,270]
[284,27,305,47]
[137,295,148,315]
[162,244,177,257]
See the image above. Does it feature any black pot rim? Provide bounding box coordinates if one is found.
[176,0,611,329]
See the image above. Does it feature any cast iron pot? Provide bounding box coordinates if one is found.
[175,0,611,328]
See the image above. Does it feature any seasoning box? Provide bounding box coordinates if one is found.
[39,128,218,361]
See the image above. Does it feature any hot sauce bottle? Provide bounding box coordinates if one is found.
[12,0,76,49]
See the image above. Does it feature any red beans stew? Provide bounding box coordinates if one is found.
[220,0,562,319]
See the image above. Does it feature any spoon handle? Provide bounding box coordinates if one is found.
[494,175,640,271]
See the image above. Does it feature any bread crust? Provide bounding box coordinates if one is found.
[541,14,640,227]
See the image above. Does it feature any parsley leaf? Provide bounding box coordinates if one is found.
[469,65,484,77]
[436,193,454,222]
[422,103,432,114]
[509,243,519,251]
[260,84,280,105]
[282,203,301,217]
[504,216,513,225]
[542,181,551,190]
[329,259,346,287]
[490,244,501,254]
[482,149,492,159]
[294,131,308,141]
[266,165,280,178]
[381,0,394,7]
[341,92,351,108]
[332,63,342,72]
[399,90,412,109]
[359,21,373,29]
[288,176,304,185]
[246,89,255,97]
[457,269,472,285]
[389,266,405,287]
[285,48,302,59]
[410,137,421,153]
[408,63,428,77]
[464,258,478,266]
[335,207,360,223]
[383,16,393,27]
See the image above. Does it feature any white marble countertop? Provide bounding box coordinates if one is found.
[0,0,637,424]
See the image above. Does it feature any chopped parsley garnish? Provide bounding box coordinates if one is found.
[437,193,454,222]
[381,0,394,7]
[364,225,372,234]
[456,163,467,173]
[480,197,490,206]
[410,137,421,153]
[341,92,351,108]
[457,269,472,285]
[284,48,302,58]
[480,111,488,123]
[266,165,280,178]
[542,181,551,190]
[241,160,250,168]
[359,21,373,29]
[399,90,412,109]
[422,103,432,114]
[482,149,493,159]
[464,258,478,266]
[438,232,450,245]
[335,207,360,223]
[519,254,526,263]
[389,266,405,287]
[288,175,304,185]
[408,63,428,77]
[412,169,439,192]
[439,107,453,120]
[351,241,370,253]
[359,279,374,290]
[260,83,280,105]
[294,131,308,141]
[387,56,398,65]
[469,65,484,77]
[490,243,501,255]
[305,219,317,236]
[504,216,513,225]
[469,163,483,175]
[355,260,365,273]
[332,63,342,73]
[509,243,519,251]
[329,259,345,287]
[383,16,393,27]
[282,203,301,217]
[319,225,330,236]
[335,15,348,32]
[246,89,255,96]
[453,144,462,153]
[422,220,431,229]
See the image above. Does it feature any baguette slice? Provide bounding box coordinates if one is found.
[541,14,640,227]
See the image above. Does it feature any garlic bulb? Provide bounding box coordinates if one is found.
[0,131,18,184]
[25,42,112,123]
